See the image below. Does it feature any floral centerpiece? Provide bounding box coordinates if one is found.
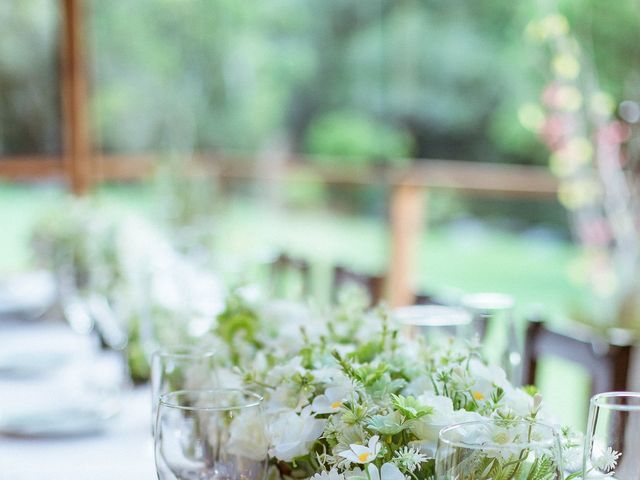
[31,201,225,382]
[205,291,591,480]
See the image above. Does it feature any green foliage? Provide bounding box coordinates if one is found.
[304,111,413,166]
[367,411,406,435]
[2,0,640,171]
[126,316,151,384]
[348,340,384,363]
[390,394,433,419]
[526,456,556,480]
[215,293,261,363]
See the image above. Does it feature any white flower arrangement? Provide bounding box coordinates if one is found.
[210,291,583,480]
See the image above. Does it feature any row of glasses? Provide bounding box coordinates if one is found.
[393,292,522,386]
[151,345,269,480]
[152,348,640,480]
[435,391,640,480]
[154,390,640,479]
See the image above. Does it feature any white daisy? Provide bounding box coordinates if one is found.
[337,436,381,464]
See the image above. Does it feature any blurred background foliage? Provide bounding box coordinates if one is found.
[85,0,636,164]
[1,0,638,164]
[1,0,638,168]
[0,0,638,290]
[0,0,60,155]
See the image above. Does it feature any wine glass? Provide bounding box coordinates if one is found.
[151,347,218,433]
[155,389,268,480]
[435,419,563,480]
[583,391,640,479]
[461,292,521,385]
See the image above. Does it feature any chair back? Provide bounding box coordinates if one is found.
[270,253,311,299]
[332,265,385,306]
[522,317,633,397]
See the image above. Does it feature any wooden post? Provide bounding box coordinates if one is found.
[388,183,426,307]
[60,0,91,194]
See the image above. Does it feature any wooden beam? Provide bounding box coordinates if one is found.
[0,151,559,199]
[89,153,557,196]
[403,160,558,197]
[93,154,156,181]
[388,183,426,307]
[60,0,92,194]
[0,157,64,179]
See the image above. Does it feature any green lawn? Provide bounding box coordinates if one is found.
[1,181,591,429]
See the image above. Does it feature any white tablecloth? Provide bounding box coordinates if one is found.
[0,320,156,479]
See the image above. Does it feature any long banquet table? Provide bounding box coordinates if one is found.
[0,319,156,479]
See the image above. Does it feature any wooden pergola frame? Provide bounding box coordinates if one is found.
[0,0,90,192]
[0,0,560,306]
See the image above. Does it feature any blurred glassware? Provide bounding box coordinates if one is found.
[0,339,123,438]
[0,270,56,320]
[393,305,472,344]
[155,389,268,480]
[583,391,640,479]
[461,292,522,385]
[151,347,219,434]
[56,264,95,336]
[435,419,563,480]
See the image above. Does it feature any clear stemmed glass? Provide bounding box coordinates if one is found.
[435,419,563,480]
[151,347,218,433]
[155,389,268,480]
[583,391,640,479]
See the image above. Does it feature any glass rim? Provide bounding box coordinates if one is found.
[152,345,216,360]
[159,388,263,411]
[394,305,472,327]
[461,292,515,311]
[591,391,640,411]
[438,419,559,451]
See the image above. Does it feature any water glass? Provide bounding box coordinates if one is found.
[461,292,521,385]
[394,305,472,344]
[583,391,640,479]
[435,419,563,480]
[155,389,268,480]
[151,347,218,432]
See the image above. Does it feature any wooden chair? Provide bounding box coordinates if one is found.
[413,292,445,306]
[270,252,311,298]
[332,265,385,306]
[522,316,634,396]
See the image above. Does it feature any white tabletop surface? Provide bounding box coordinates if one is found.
[0,319,156,479]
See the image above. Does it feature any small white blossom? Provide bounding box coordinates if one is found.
[312,386,350,414]
[337,436,381,464]
[393,446,427,473]
[593,446,621,472]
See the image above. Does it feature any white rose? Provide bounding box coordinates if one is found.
[268,409,326,462]
[224,409,269,461]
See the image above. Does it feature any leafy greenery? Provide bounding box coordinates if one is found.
[215,292,262,364]
[304,111,413,166]
[6,0,638,165]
